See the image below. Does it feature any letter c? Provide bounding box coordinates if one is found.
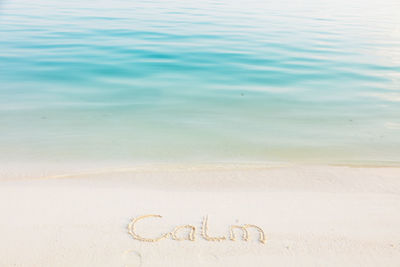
[128,214,170,242]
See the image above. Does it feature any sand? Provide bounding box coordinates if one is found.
[1,163,400,266]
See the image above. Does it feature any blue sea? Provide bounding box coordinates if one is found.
[0,0,399,165]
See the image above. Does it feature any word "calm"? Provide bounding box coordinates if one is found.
[128,214,266,244]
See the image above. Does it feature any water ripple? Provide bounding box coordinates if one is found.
[0,0,399,164]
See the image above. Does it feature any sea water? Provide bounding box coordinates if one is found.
[0,0,399,165]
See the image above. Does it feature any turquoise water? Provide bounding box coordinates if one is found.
[1,0,400,165]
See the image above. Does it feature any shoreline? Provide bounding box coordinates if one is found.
[1,160,399,181]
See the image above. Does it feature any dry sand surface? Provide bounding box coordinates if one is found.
[1,163,400,266]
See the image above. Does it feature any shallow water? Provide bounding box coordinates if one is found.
[0,0,399,165]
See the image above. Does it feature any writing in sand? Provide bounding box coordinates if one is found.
[128,214,266,244]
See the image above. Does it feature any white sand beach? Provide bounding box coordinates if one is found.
[2,0,400,266]
[1,163,399,266]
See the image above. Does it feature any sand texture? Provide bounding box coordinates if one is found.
[1,164,400,266]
